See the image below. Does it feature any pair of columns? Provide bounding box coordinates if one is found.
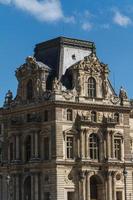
[12,132,39,162]
[78,171,117,200]
[11,173,40,200]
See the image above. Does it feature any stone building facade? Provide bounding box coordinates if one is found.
[0,37,133,200]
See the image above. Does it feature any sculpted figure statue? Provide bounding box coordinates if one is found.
[103,79,108,98]
[119,86,128,100]
[53,77,61,91]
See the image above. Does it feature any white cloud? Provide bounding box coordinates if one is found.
[0,0,64,22]
[113,11,132,27]
[82,22,92,31]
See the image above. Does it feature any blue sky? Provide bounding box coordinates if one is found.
[0,0,133,106]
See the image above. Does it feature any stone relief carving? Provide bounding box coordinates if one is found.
[71,53,108,74]
[52,77,61,92]
[62,90,74,100]
[110,95,120,105]
[16,56,50,80]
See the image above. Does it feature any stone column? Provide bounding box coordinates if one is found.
[86,172,90,200]
[107,172,112,200]
[121,139,124,161]
[16,135,20,160]
[107,132,111,159]
[34,133,39,158]
[80,131,82,158]
[34,173,39,200]
[81,131,85,159]
[77,136,80,158]
[15,174,20,200]
[83,175,86,200]
[112,134,115,158]
[79,171,86,200]
[112,173,116,200]
[31,133,34,159]
[31,174,34,200]
[104,138,107,160]
[0,176,2,200]
[85,132,88,158]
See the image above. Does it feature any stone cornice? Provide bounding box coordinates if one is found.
[1,100,131,115]
[35,36,95,51]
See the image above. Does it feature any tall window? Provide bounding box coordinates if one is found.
[10,142,13,161]
[88,77,96,98]
[27,79,33,100]
[66,137,74,159]
[25,135,31,161]
[114,113,119,123]
[114,138,121,160]
[67,109,73,121]
[44,137,49,160]
[44,110,48,122]
[89,134,99,160]
[91,111,97,122]
[24,176,31,200]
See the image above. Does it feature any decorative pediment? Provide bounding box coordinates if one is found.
[63,128,78,136]
[15,56,50,80]
[70,53,109,74]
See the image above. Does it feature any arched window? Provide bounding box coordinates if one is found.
[24,176,31,200]
[88,77,96,98]
[90,175,103,200]
[67,109,73,121]
[114,113,119,123]
[91,111,97,122]
[89,133,99,160]
[25,135,31,162]
[27,79,33,100]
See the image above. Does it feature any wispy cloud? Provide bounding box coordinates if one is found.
[100,24,110,30]
[0,0,65,22]
[82,22,92,31]
[78,10,93,32]
[113,10,132,27]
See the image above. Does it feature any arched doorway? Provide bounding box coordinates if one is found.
[90,175,104,200]
[24,176,31,200]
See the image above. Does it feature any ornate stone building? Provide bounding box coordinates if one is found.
[0,37,133,200]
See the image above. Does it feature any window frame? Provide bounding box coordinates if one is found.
[44,110,49,122]
[89,133,99,160]
[88,77,96,98]
[44,137,50,160]
[67,109,73,121]
[114,113,119,123]
[114,136,121,160]
[66,136,74,159]
[91,111,97,122]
